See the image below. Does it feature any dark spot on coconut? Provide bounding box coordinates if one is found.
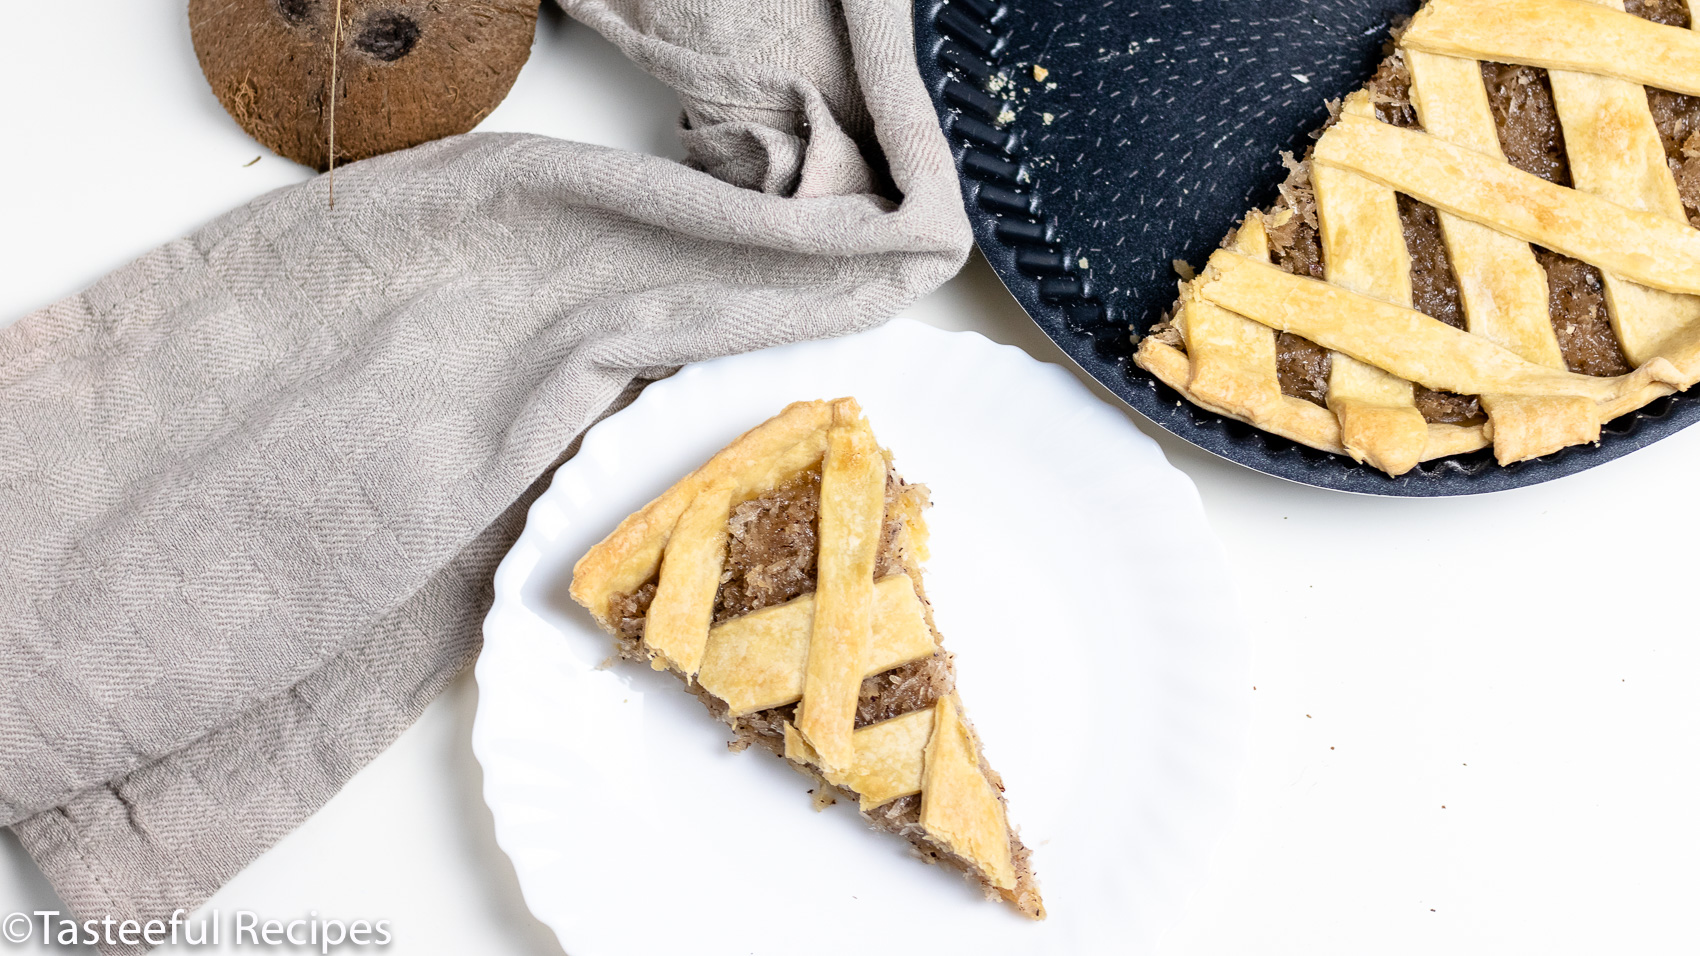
[276,0,315,25]
[353,12,421,61]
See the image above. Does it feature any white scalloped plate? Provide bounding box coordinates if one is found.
[472,318,1249,956]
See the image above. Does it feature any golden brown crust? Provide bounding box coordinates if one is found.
[1404,0,1700,97]
[697,575,936,718]
[1199,251,1686,402]
[920,696,1017,891]
[1314,115,1700,296]
[1313,93,1429,474]
[783,708,933,812]
[796,402,887,775]
[1134,337,1493,461]
[642,483,733,677]
[1182,215,1285,421]
[569,400,835,627]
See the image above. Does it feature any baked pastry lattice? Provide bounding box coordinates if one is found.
[1136,0,1700,476]
[570,398,1044,918]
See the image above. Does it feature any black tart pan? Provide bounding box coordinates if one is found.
[914,0,1697,495]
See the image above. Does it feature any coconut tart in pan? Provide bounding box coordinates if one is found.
[1137,0,1700,477]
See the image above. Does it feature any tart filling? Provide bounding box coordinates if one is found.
[574,399,1044,919]
[1137,0,1700,475]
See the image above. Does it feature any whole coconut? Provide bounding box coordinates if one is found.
[190,0,539,171]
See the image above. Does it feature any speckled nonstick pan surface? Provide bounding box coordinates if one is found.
[914,0,1697,496]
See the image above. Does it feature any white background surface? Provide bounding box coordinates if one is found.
[2,2,1697,954]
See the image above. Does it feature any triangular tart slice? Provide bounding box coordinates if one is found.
[570,398,1044,918]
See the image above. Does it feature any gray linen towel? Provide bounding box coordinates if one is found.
[0,0,970,949]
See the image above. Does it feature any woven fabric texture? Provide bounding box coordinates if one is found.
[0,0,970,949]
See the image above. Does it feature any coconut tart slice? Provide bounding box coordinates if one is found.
[569,398,1044,919]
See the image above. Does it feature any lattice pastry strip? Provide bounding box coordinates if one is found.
[1314,116,1700,294]
[1136,0,1700,476]
[1402,0,1700,95]
[1142,216,1362,455]
[1403,48,1602,461]
[698,574,936,717]
[1176,213,1284,422]
[796,405,887,775]
[784,695,1018,888]
[571,398,1043,918]
[1544,0,1700,373]
[1314,91,1432,474]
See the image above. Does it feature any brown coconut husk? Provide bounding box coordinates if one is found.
[189,0,539,171]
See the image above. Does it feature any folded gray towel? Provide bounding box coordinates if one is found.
[0,0,970,950]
